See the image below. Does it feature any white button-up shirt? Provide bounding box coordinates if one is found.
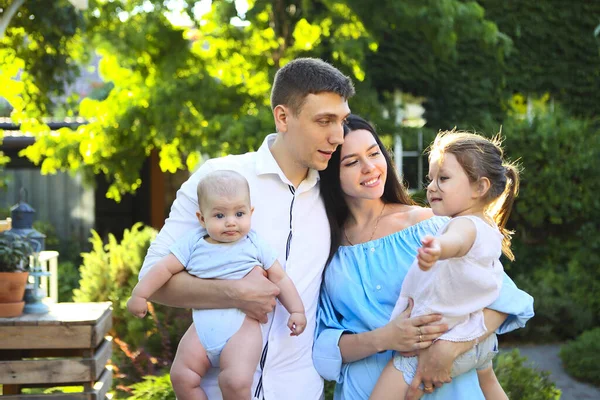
[140,134,331,400]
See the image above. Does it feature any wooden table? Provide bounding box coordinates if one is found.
[0,302,113,399]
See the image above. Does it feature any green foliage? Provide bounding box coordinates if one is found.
[32,220,60,248]
[494,350,561,400]
[481,1,600,119]
[8,0,508,200]
[560,328,600,386]
[0,0,86,115]
[367,1,600,129]
[491,99,600,340]
[55,260,80,302]
[507,273,594,342]
[32,219,84,302]
[0,231,33,272]
[72,223,190,389]
[128,374,176,400]
[15,0,377,200]
[324,380,335,400]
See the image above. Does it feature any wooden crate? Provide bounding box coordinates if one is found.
[0,302,113,399]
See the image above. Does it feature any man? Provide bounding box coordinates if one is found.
[140,57,354,399]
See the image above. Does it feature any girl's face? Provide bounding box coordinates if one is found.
[339,129,387,201]
[427,152,482,217]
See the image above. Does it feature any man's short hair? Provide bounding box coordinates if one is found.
[197,170,251,212]
[270,58,355,116]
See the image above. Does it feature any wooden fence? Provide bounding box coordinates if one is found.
[0,169,94,244]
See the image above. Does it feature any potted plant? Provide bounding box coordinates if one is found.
[0,232,33,317]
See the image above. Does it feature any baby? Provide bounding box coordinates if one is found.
[127,170,306,400]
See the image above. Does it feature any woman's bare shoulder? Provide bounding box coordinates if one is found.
[384,204,434,230]
[409,205,435,223]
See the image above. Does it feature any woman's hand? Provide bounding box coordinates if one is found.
[406,339,474,399]
[376,299,448,353]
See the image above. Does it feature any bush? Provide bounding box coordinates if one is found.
[504,273,595,343]
[128,374,175,400]
[57,260,81,302]
[560,327,600,386]
[494,350,561,400]
[73,223,191,394]
[33,220,85,301]
[493,99,600,340]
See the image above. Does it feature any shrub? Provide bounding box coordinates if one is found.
[494,350,561,400]
[73,223,191,393]
[504,273,595,342]
[128,374,175,400]
[492,99,600,340]
[57,260,81,302]
[33,220,85,301]
[560,327,600,386]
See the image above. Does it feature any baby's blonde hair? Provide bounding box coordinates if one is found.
[197,170,250,212]
[429,130,520,260]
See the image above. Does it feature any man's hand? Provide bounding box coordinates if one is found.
[127,295,149,318]
[417,235,441,270]
[235,266,280,323]
[406,339,473,399]
[376,299,447,353]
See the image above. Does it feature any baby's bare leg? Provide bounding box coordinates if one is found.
[170,324,212,400]
[369,359,410,400]
[477,366,508,400]
[218,316,262,400]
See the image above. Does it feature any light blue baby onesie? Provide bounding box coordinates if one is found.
[170,228,278,366]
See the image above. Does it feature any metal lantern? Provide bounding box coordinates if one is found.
[8,189,49,314]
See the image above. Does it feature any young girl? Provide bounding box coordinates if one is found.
[127,170,306,400]
[370,130,520,400]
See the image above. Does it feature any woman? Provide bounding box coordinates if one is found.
[313,115,534,399]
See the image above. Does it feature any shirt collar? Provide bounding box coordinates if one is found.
[255,134,320,191]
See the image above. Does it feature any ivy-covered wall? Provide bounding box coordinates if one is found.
[367,1,600,129]
[482,1,600,119]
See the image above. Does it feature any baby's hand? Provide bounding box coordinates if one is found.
[288,312,307,336]
[127,295,148,318]
[417,235,441,271]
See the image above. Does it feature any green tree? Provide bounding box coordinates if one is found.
[8,0,508,200]
[0,0,86,116]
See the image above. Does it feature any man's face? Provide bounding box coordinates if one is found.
[281,92,351,171]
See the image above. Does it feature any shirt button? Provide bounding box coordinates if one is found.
[370,247,375,252]
[376,285,381,290]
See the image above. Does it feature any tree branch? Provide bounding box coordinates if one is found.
[0,0,26,39]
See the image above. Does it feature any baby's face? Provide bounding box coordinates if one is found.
[199,193,252,243]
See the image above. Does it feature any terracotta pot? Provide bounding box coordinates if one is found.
[0,300,25,318]
[0,271,29,303]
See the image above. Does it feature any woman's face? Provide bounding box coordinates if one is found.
[339,129,387,200]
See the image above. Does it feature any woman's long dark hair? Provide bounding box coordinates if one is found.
[320,114,415,265]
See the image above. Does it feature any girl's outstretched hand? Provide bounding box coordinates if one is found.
[417,235,441,270]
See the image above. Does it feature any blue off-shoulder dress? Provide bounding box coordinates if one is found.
[313,217,534,400]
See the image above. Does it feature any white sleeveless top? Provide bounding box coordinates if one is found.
[390,215,505,342]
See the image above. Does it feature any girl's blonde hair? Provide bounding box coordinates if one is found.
[428,130,520,260]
